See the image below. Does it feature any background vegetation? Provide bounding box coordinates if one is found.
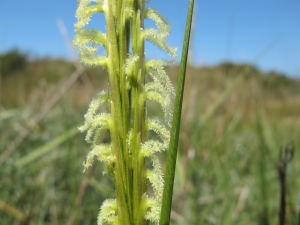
[1,49,300,224]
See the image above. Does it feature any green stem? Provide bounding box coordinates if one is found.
[119,1,134,220]
[107,1,132,224]
[132,2,147,224]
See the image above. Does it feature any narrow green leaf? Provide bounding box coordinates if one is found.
[15,125,79,168]
[254,104,270,224]
[159,0,194,224]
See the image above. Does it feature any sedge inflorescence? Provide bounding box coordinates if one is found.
[73,0,176,224]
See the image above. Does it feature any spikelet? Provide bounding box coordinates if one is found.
[147,117,170,142]
[144,155,164,223]
[75,0,104,32]
[125,54,139,89]
[146,60,175,97]
[145,8,170,37]
[97,199,119,225]
[143,29,177,58]
[73,0,107,67]
[145,60,175,127]
[83,144,114,172]
[79,113,111,146]
[145,82,172,125]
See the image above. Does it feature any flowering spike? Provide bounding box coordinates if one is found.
[73,0,176,224]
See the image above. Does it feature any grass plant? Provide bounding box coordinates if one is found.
[1,56,300,225]
[1,4,300,224]
[73,0,193,224]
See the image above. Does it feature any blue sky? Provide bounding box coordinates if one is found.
[0,0,300,77]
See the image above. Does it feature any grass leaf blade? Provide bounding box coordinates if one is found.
[15,125,79,168]
[159,0,194,224]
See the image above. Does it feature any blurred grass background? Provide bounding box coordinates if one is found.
[0,49,300,224]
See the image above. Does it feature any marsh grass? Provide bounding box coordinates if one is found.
[1,53,300,224]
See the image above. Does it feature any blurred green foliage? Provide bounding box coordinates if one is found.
[0,51,300,224]
[0,49,28,77]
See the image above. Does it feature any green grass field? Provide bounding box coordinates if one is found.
[1,51,300,224]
